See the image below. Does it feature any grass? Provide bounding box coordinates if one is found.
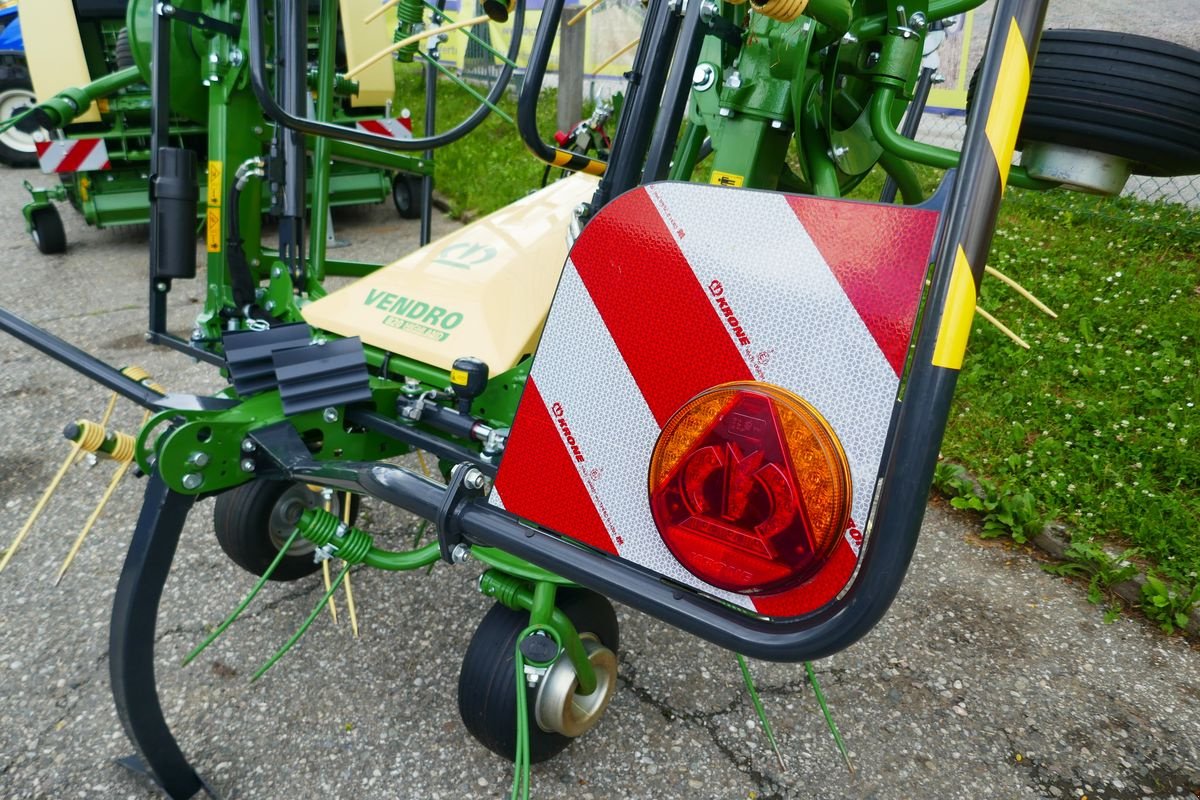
[402,73,1200,628]
[936,189,1200,631]
[394,69,562,217]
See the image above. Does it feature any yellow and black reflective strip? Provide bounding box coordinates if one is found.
[931,9,1041,371]
[550,148,608,177]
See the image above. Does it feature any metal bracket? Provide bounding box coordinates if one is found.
[435,465,482,564]
[157,3,240,38]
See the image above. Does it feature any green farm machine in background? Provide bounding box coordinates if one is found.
[14,0,428,255]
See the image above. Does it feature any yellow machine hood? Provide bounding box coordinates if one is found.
[303,173,598,372]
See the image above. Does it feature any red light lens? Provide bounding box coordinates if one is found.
[648,383,852,595]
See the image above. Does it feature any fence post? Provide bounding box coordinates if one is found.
[557,6,585,134]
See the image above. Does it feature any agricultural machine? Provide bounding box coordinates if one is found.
[1,0,1198,796]
[11,0,430,255]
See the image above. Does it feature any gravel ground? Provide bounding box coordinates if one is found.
[2,6,1200,798]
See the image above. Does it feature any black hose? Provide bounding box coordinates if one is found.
[245,0,524,153]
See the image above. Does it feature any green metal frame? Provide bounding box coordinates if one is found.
[17,0,420,249]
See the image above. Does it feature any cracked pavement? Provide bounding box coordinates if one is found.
[2,76,1200,800]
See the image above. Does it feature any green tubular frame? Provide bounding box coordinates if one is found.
[479,571,598,695]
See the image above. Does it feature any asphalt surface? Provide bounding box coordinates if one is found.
[2,12,1200,799]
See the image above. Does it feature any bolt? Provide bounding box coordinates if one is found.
[723,69,742,89]
[842,32,858,44]
[240,458,256,472]
[463,468,487,491]
[833,145,850,158]
[271,266,283,278]
[241,439,256,453]
[865,51,881,68]
[264,300,276,312]
[692,63,716,92]
[181,473,203,490]
[451,544,471,564]
[155,282,168,292]
[909,11,926,30]
[187,452,210,468]
[321,488,333,502]
[323,407,339,424]
[718,107,732,118]
[229,48,244,67]
[770,119,784,129]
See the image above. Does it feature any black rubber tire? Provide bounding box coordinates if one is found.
[969,29,1200,177]
[458,589,619,764]
[392,173,424,220]
[114,28,136,71]
[0,61,41,168]
[212,480,361,582]
[30,207,66,254]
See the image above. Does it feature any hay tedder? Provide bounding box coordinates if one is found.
[12,0,431,254]
[1,0,1198,795]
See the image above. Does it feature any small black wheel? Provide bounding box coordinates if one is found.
[0,60,42,168]
[969,30,1200,177]
[212,480,360,581]
[114,28,136,71]
[30,206,66,255]
[392,173,424,220]
[458,589,619,764]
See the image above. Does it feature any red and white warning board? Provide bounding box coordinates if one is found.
[35,138,110,174]
[354,110,413,139]
[493,182,940,620]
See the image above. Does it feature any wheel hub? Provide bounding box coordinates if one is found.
[534,634,618,739]
[268,484,336,557]
[0,88,41,155]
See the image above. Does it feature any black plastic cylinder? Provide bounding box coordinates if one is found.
[151,147,198,281]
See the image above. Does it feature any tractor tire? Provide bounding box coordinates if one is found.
[0,61,41,168]
[969,29,1200,177]
[30,206,66,254]
[213,480,360,582]
[114,28,136,71]
[457,589,619,764]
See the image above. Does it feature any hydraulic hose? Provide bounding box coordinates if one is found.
[246,0,524,153]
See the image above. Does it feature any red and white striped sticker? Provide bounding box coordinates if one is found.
[354,110,413,139]
[35,138,110,174]
[493,183,939,619]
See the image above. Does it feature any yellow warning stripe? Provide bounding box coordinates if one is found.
[932,15,1032,371]
[551,149,607,176]
[931,246,977,370]
[983,19,1032,191]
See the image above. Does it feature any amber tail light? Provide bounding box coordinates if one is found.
[648,382,852,595]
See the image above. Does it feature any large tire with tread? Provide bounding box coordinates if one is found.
[0,60,41,168]
[30,206,66,254]
[114,28,136,71]
[970,29,1200,177]
[213,480,360,582]
[458,589,619,764]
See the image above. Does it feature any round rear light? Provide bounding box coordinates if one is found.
[648,382,852,595]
